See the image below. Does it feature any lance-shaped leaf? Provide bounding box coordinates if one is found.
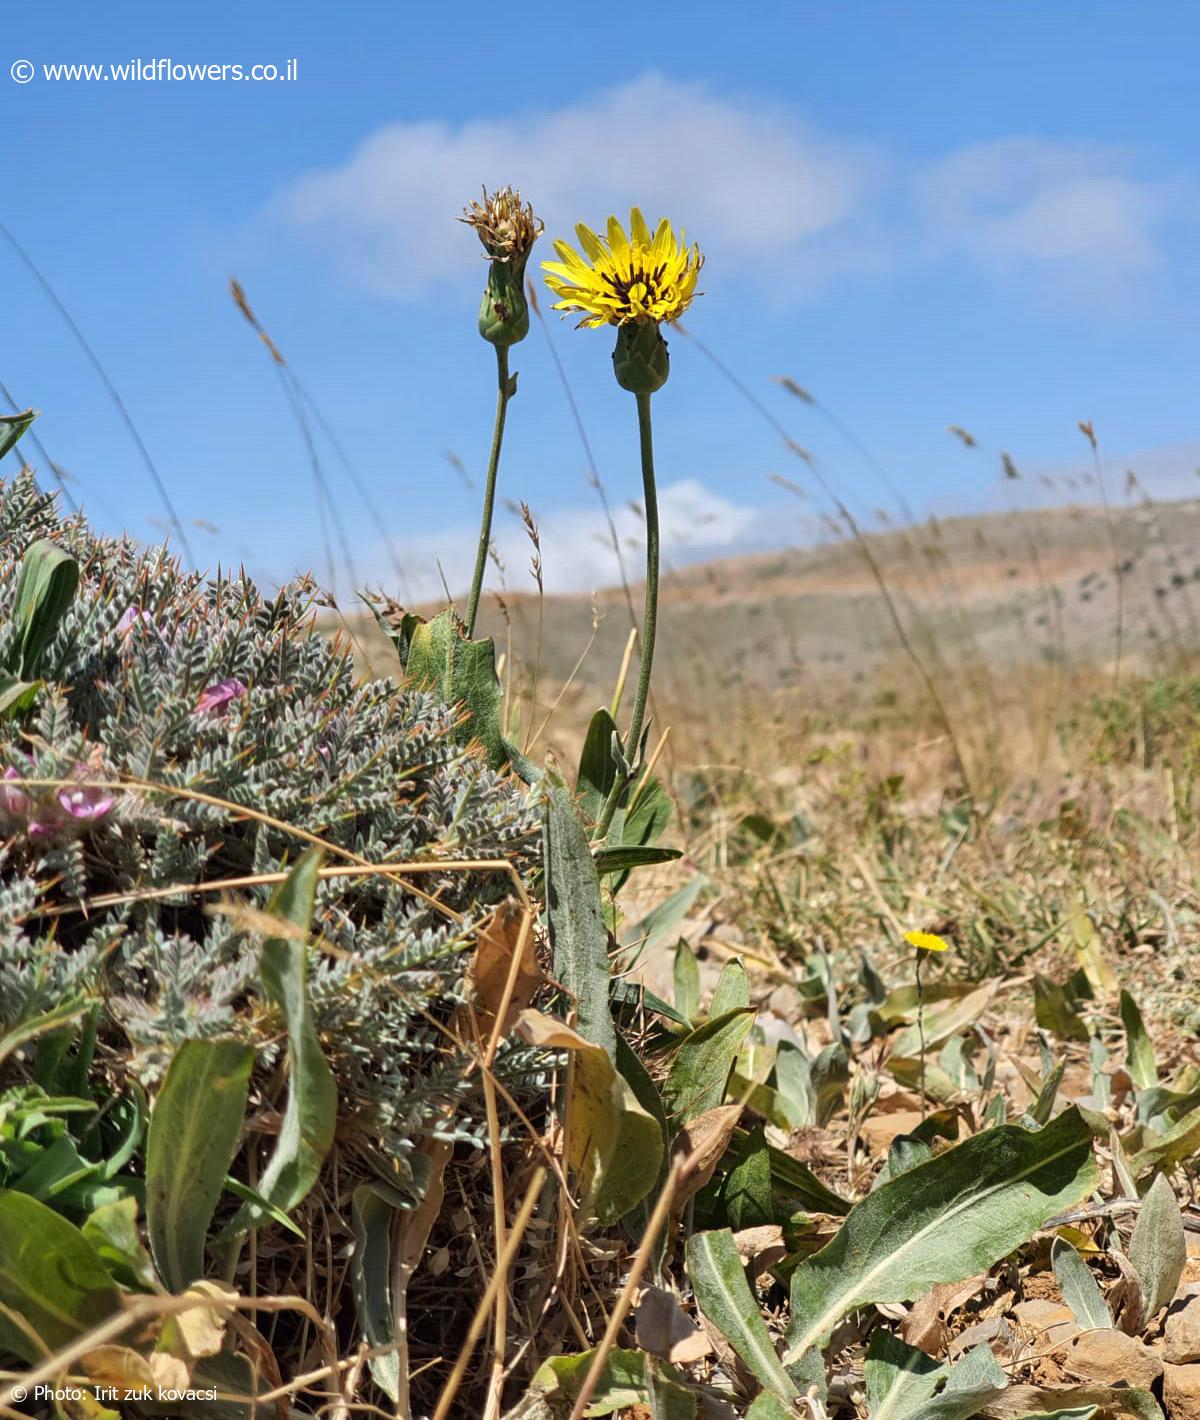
[687,1227,798,1401]
[576,705,620,822]
[0,1190,120,1361]
[227,851,336,1234]
[1119,990,1158,1092]
[785,1108,1098,1363]
[865,1332,1008,1420]
[1127,1171,1184,1325]
[662,1008,755,1125]
[544,782,616,1058]
[1130,1101,1200,1178]
[8,537,79,680]
[517,1009,661,1223]
[1052,1237,1110,1332]
[352,1181,402,1402]
[146,1039,254,1291]
[0,409,36,462]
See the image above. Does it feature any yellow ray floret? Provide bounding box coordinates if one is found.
[904,929,950,953]
[541,208,703,328]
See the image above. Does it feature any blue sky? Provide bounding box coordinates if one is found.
[4,1,1200,599]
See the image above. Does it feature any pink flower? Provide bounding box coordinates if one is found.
[196,678,247,714]
[117,606,155,637]
[56,773,114,823]
[0,759,113,840]
[0,765,30,819]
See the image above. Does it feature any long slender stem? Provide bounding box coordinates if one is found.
[465,344,511,638]
[597,390,658,837]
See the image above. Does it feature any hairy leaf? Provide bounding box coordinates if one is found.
[785,1109,1098,1362]
[146,1039,254,1291]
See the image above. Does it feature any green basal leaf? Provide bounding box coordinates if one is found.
[785,1108,1098,1363]
[146,1038,254,1291]
[227,851,336,1234]
[544,781,616,1058]
[1119,989,1158,1091]
[0,1189,120,1361]
[687,1227,798,1400]
[9,537,79,680]
[662,1008,754,1125]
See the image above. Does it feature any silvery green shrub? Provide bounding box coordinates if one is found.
[0,471,538,1169]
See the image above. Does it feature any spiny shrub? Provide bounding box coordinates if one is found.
[0,471,538,1171]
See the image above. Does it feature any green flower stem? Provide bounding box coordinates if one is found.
[597,389,659,838]
[465,343,511,639]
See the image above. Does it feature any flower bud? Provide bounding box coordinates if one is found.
[461,186,542,348]
[477,255,530,347]
[612,322,670,395]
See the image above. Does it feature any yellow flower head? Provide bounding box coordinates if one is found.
[904,929,950,953]
[541,208,703,328]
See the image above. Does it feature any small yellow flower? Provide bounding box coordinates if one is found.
[904,929,950,953]
[542,208,703,328]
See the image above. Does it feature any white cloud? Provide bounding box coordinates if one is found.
[269,81,1193,303]
[916,137,1186,274]
[372,477,763,600]
[271,73,882,298]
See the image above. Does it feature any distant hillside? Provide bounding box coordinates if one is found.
[346,496,1200,711]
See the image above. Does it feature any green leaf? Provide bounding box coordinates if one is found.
[615,1033,670,1252]
[0,409,36,461]
[864,1332,1008,1420]
[710,959,750,1017]
[1051,1237,1110,1331]
[723,1123,774,1230]
[673,942,701,1022]
[514,1348,696,1419]
[0,997,90,1070]
[220,1176,304,1237]
[229,851,335,1233]
[517,1012,662,1225]
[146,1038,254,1291]
[1017,1410,1099,1419]
[352,1181,401,1401]
[621,774,673,854]
[686,1228,798,1400]
[593,844,681,875]
[576,706,620,823]
[765,1141,851,1215]
[745,1398,796,1420]
[403,607,507,767]
[625,876,709,962]
[8,537,80,680]
[774,1042,816,1128]
[1120,990,1158,1091]
[662,1008,754,1125]
[890,980,1000,1057]
[0,1189,120,1361]
[0,671,41,719]
[82,1197,157,1291]
[1129,1101,1200,1178]
[784,1108,1098,1362]
[544,782,616,1058]
[1128,1171,1185,1323]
